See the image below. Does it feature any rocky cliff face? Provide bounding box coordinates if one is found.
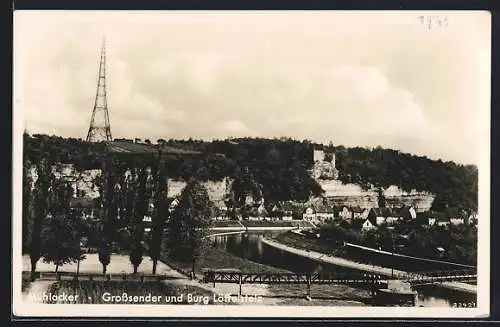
[27,164,101,199]
[314,169,434,211]
[168,178,228,202]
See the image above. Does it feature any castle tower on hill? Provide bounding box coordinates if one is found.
[312,148,338,180]
[313,149,325,162]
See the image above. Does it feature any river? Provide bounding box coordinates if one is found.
[210,231,476,307]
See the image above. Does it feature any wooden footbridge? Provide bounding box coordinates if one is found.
[203,269,476,286]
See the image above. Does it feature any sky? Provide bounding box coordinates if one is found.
[14,11,491,165]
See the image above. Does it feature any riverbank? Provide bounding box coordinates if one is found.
[211,220,315,232]
[157,244,371,306]
[263,235,477,295]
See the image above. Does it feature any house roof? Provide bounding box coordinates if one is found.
[416,211,430,219]
[431,211,449,222]
[266,201,281,212]
[351,206,363,213]
[213,200,227,209]
[394,206,413,217]
[351,220,364,230]
[314,203,334,213]
[445,207,465,219]
[281,202,294,212]
[371,207,394,217]
[366,215,378,226]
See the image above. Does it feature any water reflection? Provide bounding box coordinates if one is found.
[211,232,475,307]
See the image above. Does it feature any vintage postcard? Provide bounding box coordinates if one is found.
[12,10,491,318]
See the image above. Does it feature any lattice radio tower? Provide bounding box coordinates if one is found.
[86,38,113,142]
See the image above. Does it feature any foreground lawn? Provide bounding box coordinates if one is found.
[44,280,218,304]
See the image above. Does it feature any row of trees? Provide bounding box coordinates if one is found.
[317,219,477,266]
[23,148,213,279]
[23,154,86,278]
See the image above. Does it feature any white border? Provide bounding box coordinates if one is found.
[12,10,491,318]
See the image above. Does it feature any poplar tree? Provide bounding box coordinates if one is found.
[29,157,53,280]
[167,179,212,276]
[22,155,33,253]
[40,181,85,272]
[149,152,169,275]
[129,164,149,274]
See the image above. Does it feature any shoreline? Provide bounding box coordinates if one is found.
[261,237,477,295]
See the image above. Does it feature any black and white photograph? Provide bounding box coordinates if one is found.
[13,11,490,318]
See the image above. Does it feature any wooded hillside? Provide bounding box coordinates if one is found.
[23,134,478,211]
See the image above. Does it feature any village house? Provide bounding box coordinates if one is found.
[450,217,465,225]
[429,211,450,227]
[244,194,254,206]
[281,202,294,221]
[213,207,228,220]
[168,197,180,213]
[267,202,283,218]
[446,207,465,225]
[361,216,377,231]
[314,203,335,222]
[247,202,268,221]
[468,212,478,225]
[367,207,395,226]
[338,206,353,220]
[399,205,417,220]
[415,211,431,226]
[213,200,228,220]
[303,206,316,221]
[351,206,369,220]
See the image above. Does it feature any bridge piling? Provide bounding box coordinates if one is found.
[239,273,242,296]
[306,274,311,298]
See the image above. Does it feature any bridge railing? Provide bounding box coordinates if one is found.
[202,269,476,286]
[392,269,477,283]
[203,270,387,285]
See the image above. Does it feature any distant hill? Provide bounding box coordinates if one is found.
[22,133,477,212]
[333,145,477,213]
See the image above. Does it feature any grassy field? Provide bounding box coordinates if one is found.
[272,231,344,256]
[45,280,218,304]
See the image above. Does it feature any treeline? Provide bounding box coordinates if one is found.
[23,134,478,211]
[24,134,323,203]
[334,146,478,213]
